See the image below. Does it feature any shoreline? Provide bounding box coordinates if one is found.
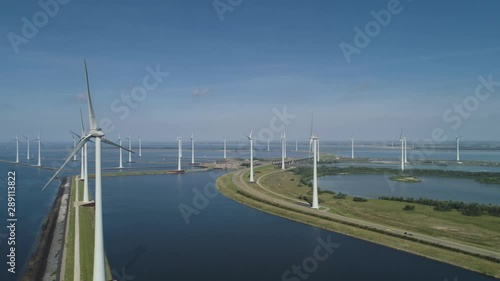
[21,177,70,281]
[216,166,500,278]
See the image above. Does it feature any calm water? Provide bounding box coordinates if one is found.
[318,174,500,204]
[1,143,499,280]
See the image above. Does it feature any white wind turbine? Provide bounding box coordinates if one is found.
[15,134,20,163]
[223,136,227,159]
[72,135,78,161]
[245,130,255,183]
[127,135,132,163]
[351,135,354,159]
[399,131,405,171]
[267,138,270,152]
[139,136,142,157]
[281,131,285,170]
[191,133,195,164]
[309,115,319,209]
[177,135,182,171]
[404,136,408,164]
[296,139,298,152]
[283,130,287,159]
[456,133,461,163]
[24,136,31,160]
[118,134,123,168]
[42,60,133,281]
[36,131,42,167]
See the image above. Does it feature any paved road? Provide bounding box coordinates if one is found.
[231,167,500,262]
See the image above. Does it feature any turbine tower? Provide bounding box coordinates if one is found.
[127,135,132,163]
[296,139,298,152]
[400,132,405,171]
[281,131,285,170]
[223,136,227,159]
[72,136,78,161]
[118,134,123,168]
[283,130,287,159]
[36,132,42,166]
[42,60,133,281]
[15,134,20,163]
[177,136,182,171]
[316,137,320,162]
[139,136,142,157]
[191,133,195,164]
[351,135,354,159]
[245,130,254,182]
[267,138,270,152]
[309,114,319,209]
[404,137,408,164]
[456,133,461,163]
[24,136,31,160]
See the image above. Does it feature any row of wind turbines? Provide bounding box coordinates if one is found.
[13,133,43,166]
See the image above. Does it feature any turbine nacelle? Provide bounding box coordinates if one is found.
[90,129,105,138]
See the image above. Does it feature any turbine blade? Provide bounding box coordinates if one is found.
[249,129,253,139]
[310,113,314,137]
[102,137,134,153]
[42,134,92,190]
[84,60,97,130]
[80,107,86,135]
[69,130,80,139]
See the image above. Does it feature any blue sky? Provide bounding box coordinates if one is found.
[1,0,500,142]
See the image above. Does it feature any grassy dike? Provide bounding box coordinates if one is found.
[63,179,112,281]
[216,165,500,278]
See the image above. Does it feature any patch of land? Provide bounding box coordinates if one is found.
[216,164,500,278]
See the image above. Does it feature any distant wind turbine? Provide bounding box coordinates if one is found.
[42,60,133,281]
[283,130,287,159]
[281,131,285,170]
[72,136,78,161]
[191,133,195,164]
[15,134,20,163]
[296,139,298,152]
[36,131,42,167]
[404,136,408,164]
[24,136,31,160]
[223,136,227,159]
[456,133,461,163]
[177,135,182,171]
[118,134,123,168]
[351,135,354,159]
[309,114,319,209]
[267,138,270,152]
[127,135,132,163]
[400,131,405,171]
[139,136,142,157]
[245,130,255,182]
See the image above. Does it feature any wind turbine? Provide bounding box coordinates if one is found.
[118,134,123,168]
[245,130,254,183]
[223,136,227,159]
[24,136,31,160]
[36,131,42,166]
[281,131,285,170]
[296,139,298,152]
[139,136,142,157]
[309,115,319,209]
[127,135,132,163]
[42,60,133,281]
[177,135,182,171]
[456,133,461,163]
[191,133,195,164]
[15,134,20,163]
[283,130,287,159]
[316,136,320,162]
[351,135,354,159]
[72,135,78,161]
[404,136,408,164]
[267,138,270,152]
[399,131,405,171]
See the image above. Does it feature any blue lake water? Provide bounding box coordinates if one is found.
[318,174,500,205]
